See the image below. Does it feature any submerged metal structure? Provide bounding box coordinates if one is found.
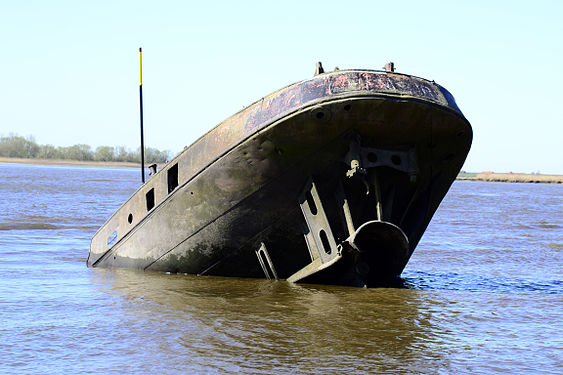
[88,63,472,286]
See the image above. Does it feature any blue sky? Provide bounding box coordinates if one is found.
[1,0,561,174]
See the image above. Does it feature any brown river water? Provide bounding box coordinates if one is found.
[0,163,561,374]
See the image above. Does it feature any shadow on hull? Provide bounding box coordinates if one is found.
[88,67,472,287]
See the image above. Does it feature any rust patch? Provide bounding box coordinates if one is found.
[244,71,444,134]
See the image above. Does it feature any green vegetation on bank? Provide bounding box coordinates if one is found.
[0,135,171,164]
[457,171,562,184]
[457,172,477,178]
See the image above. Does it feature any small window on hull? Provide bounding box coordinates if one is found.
[168,164,178,194]
[146,188,155,211]
[107,231,118,247]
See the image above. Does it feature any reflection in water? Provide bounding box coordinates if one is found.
[91,268,449,373]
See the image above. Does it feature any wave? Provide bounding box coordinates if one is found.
[536,224,560,229]
[402,270,563,295]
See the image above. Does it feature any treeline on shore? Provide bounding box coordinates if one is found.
[458,172,562,184]
[0,135,171,164]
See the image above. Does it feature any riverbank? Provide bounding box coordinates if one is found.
[0,157,140,169]
[458,172,563,184]
[1,157,561,184]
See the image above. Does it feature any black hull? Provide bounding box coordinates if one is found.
[88,69,472,287]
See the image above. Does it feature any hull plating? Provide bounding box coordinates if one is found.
[88,70,472,287]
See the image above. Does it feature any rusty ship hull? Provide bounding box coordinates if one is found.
[87,69,472,287]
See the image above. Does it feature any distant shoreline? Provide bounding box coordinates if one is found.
[1,157,561,184]
[457,172,563,184]
[0,157,140,169]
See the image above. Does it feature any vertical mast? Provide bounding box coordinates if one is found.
[139,47,145,183]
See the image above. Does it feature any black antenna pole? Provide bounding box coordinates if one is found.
[139,47,145,183]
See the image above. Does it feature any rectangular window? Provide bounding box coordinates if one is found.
[146,188,155,211]
[167,163,179,194]
[107,231,118,247]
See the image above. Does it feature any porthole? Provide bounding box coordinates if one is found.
[310,107,331,121]
[128,213,133,224]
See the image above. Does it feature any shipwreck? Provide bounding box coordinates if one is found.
[87,62,472,287]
